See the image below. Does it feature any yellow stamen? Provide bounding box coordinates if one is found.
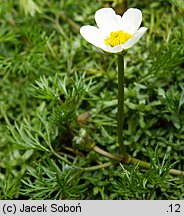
[104,30,132,47]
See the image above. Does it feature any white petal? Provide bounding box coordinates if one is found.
[80,25,105,49]
[95,8,122,35]
[102,45,124,53]
[122,27,148,49]
[80,25,123,53]
[121,8,142,34]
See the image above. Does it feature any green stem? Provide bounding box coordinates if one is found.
[49,143,73,165]
[93,145,122,161]
[92,145,184,176]
[117,53,126,155]
[129,157,184,176]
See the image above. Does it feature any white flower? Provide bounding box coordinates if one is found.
[80,8,148,53]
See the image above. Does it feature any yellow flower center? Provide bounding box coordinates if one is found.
[104,30,132,47]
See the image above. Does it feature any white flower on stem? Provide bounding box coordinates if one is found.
[80,8,147,53]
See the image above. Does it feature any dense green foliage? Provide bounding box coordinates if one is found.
[0,0,184,199]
